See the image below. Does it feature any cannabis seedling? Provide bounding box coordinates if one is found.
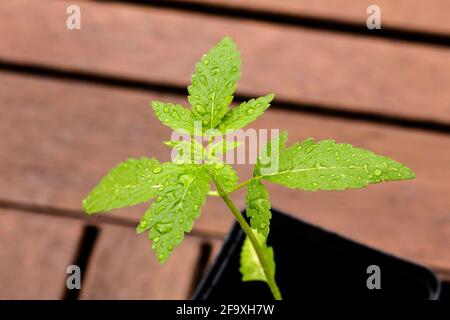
[83,37,415,300]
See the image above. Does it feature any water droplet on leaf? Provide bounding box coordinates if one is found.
[199,75,207,85]
[155,222,173,234]
[152,167,162,174]
[155,205,166,214]
[139,221,148,229]
[196,105,206,114]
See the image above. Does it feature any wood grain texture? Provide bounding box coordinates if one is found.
[0,72,449,272]
[80,224,201,299]
[180,0,450,34]
[1,0,449,123]
[0,209,83,299]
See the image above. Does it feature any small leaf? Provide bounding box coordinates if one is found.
[207,140,242,159]
[240,229,275,283]
[164,139,205,164]
[151,101,194,134]
[82,158,169,214]
[188,37,241,131]
[208,163,238,193]
[246,180,271,236]
[137,165,210,263]
[261,138,416,191]
[219,94,274,132]
[255,131,288,177]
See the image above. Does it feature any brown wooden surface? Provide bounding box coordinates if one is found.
[1,72,449,273]
[0,209,83,299]
[0,0,449,299]
[181,0,450,34]
[1,0,450,124]
[80,224,201,299]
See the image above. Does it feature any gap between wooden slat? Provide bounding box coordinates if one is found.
[92,0,450,48]
[0,60,449,135]
[63,225,100,300]
[0,198,225,241]
[188,241,213,298]
[3,1,449,124]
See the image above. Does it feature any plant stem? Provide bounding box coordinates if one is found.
[229,177,259,194]
[211,175,283,300]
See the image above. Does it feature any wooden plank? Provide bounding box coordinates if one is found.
[0,209,83,299]
[1,0,449,123]
[1,72,449,273]
[0,72,236,236]
[180,0,450,35]
[80,224,201,299]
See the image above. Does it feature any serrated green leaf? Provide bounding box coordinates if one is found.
[164,139,205,164]
[83,157,171,214]
[137,165,210,263]
[151,101,194,134]
[208,163,238,193]
[188,37,241,131]
[219,94,274,132]
[207,140,242,159]
[240,229,275,283]
[261,138,415,191]
[255,131,288,177]
[246,180,271,236]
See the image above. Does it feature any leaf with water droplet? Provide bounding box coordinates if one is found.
[164,139,205,164]
[151,101,194,134]
[219,94,274,133]
[246,179,271,236]
[208,163,238,193]
[152,166,162,174]
[207,140,242,160]
[137,165,210,263]
[214,163,224,169]
[155,221,174,234]
[188,37,241,131]
[254,131,287,177]
[82,158,176,214]
[240,229,275,283]
[259,137,415,191]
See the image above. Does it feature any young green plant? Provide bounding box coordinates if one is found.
[82,37,415,300]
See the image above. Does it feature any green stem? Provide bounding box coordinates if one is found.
[211,175,283,300]
[229,177,260,194]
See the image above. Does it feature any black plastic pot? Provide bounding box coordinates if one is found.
[194,209,441,300]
